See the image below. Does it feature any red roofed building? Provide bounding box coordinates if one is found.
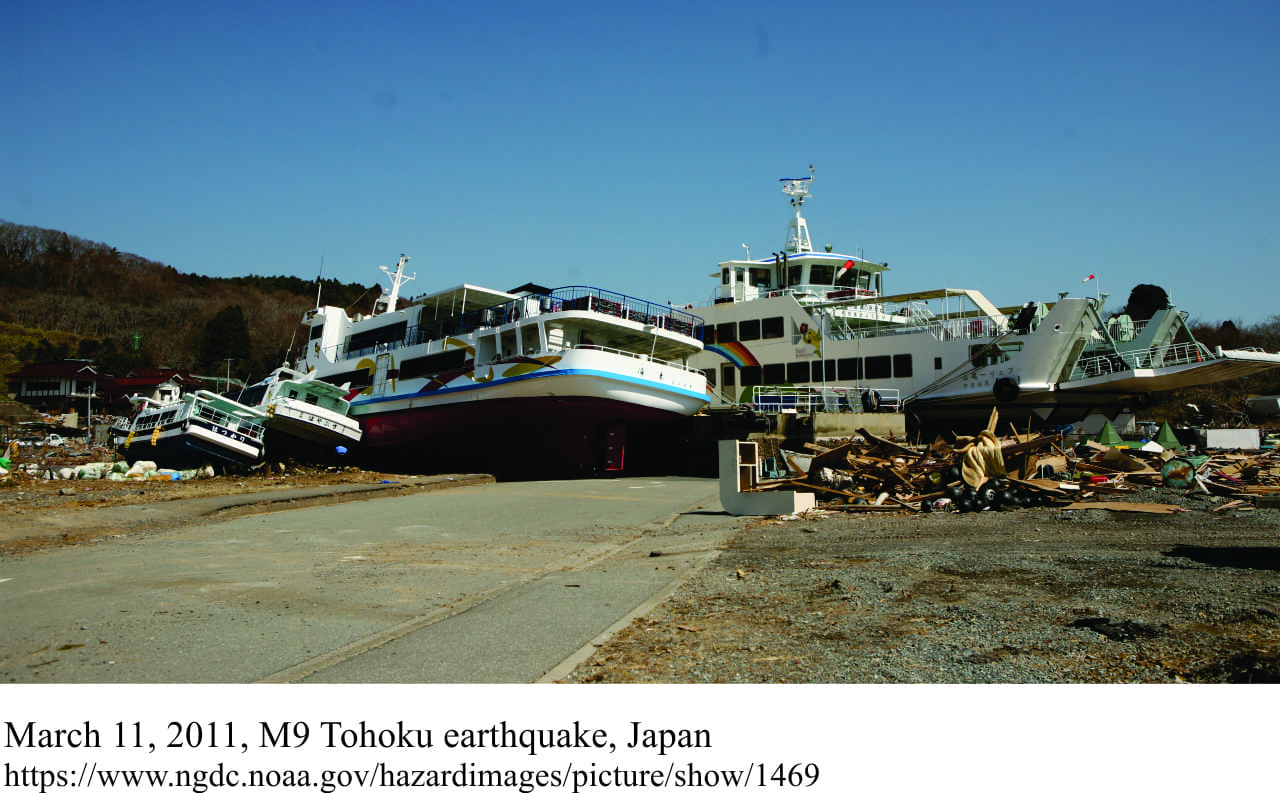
[8,362,202,415]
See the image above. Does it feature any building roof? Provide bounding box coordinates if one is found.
[9,361,101,379]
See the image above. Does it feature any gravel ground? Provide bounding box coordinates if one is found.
[569,489,1280,684]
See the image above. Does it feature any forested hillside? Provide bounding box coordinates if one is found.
[0,220,380,385]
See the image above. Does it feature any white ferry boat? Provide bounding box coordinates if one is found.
[686,169,1280,430]
[296,255,709,476]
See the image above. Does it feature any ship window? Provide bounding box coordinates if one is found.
[969,344,1008,368]
[761,316,784,339]
[934,357,943,370]
[810,265,835,285]
[749,268,772,287]
[716,322,736,343]
[893,354,913,378]
[318,369,370,388]
[838,357,862,380]
[703,368,716,388]
[721,269,731,285]
[762,363,787,385]
[864,355,892,379]
[305,393,319,405]
[787,362,810,383]
[347,320,407,354]
[232,384,268,406]
[721,365,735,387]
[309,323,324,340]
[788,265,803,285]
[812,359,835,381]
[738,319,761,342]
[739,366,761,387]
[399,349,468,380]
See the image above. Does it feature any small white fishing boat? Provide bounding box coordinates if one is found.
[112,390,267,469]
[227,367,362,457]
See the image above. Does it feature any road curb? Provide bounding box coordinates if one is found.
[207,473,496,521]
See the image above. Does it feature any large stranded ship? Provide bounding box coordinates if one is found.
[297,255,709,477]
[686,169,1280,430]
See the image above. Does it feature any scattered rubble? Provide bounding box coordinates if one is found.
[751,411,1280,515]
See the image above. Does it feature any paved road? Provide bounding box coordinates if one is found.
[0,477,740,683]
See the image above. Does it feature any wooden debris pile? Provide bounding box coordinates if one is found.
[753,426,1075,513]
[751,416,1280,513]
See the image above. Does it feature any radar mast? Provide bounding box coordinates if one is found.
[780,165,815,254]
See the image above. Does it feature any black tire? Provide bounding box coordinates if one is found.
[993,377,1020,403]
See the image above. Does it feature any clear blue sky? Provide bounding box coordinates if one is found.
[4,0,1278,326]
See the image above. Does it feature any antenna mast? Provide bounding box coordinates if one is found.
[315,255,324,310]
[780,165,815,254]
[374,254,415,315]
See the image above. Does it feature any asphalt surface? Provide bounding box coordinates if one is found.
[0,475,741,684]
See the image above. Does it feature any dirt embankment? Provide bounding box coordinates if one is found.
[0,457,404,554]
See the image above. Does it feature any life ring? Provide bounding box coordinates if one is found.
[861,389,881,413]
[506,305,522,323]
[993,377,1020,403]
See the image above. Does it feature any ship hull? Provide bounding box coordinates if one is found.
[349,368,707,478]
[111,417,264,470]
[354,394,694,478]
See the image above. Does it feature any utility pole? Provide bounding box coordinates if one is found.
[224,358,235,390]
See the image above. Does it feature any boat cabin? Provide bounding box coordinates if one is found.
[715,252,887,305]
[713,173,888,305]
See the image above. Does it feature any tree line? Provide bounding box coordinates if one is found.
[0,220,380,387]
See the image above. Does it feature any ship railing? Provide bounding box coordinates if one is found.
[122,403,188,433]
[832,313,1007,343]
[574,344,704,375]
[748,385,902,414]
[549,287,704,339]
[332,287,704,361]
[1104,317,1150,342]
[192,400,267,441]
[1069,341,1216,381]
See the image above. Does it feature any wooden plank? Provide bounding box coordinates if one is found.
[998,434,1065,456]
[855,428,923,458]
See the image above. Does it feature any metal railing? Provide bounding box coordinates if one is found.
[748,385,902,414]
[121,398,266,442]
[1069,341,1216,381]
[334,286,704,361]
[828,312,1009,343]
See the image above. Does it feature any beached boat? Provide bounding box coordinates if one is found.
[295,255,709,476]
[111,390,267,469]
[685,169,1280,430]
[226,367,363,458]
